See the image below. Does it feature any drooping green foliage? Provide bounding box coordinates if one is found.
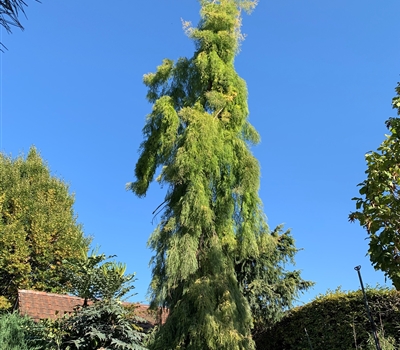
[129,1,311,348]
[0,147,89,308]
[350,83,400,289]
[0,0,41,49]
[0,0,38,33]
[256,287,400,350]
[64,249,136,306]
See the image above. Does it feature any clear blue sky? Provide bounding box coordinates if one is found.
[1,0,399,305]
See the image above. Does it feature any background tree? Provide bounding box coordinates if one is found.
[0,147,89,308]
[235,225,314,335]
[64,249,136,306]
[129,0,311,348]
[350,83,400,289]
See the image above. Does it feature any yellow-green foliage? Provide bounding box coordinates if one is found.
[131,0,260,348]
[255,287,400,350]
[128,0,312,350]
[0,147,89,305]
[0,296,11,311]
[130,0,311,349]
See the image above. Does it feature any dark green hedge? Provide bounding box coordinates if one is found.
[255,287,400,350]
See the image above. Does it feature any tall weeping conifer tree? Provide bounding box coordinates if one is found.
[130,0,312,348]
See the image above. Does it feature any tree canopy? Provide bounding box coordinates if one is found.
[129,0,311,348]
[0,147,89,307]
[350,83,400,290]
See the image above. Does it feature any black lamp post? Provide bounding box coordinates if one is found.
[304,328,313,350]
[354,265,381,350]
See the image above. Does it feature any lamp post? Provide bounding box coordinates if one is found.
[304,328,313,350]
[354,265,381,350]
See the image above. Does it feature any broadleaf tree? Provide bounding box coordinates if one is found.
[0,147,89,307]
[350,83,400,289]
[64,249,136,306]
[129,1,311,348]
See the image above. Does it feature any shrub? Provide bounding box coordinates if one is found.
[0,312,41,350]
[60,299,147,350]
[255,287,400,350]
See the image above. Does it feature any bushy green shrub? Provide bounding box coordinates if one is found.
[255,287,400,350]
[60,300,147,350]
[8,301,148,350]
[0,312,42,350]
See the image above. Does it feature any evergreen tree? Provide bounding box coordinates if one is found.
[129,1,311,348]
[0,147,89,307]
[0,312,40,350]
[235,225,313,335]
